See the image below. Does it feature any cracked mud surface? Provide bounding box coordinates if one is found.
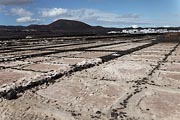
[0,35,180,120]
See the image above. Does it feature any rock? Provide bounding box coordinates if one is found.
[4,90,17,100]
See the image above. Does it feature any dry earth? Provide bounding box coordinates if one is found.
[0,35,180,120]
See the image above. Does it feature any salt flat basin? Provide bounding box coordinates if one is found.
[138,88,180,120]
[78,60,154,82]
[71,52,113,58]
[22,63,71,73]
[0,69,42,85]
[37,75,129,118]
[48,57,87,65]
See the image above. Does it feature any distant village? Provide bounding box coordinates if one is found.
[108,28,180,34]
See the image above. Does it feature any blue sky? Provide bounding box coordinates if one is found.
[0,0,180,27]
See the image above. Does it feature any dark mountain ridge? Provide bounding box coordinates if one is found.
[0,19,179,39]
[49,19,92,31]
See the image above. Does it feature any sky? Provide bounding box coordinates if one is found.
[0,0,180,27]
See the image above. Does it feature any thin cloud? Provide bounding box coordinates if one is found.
[0,7,2,12]
[39,8,146,25]
[120,13,140,19]
[11,8,32,16]
[174,14,180,17]
[0,6,6,13]
[41,8,68,17]
[0,0,32,5]
[16,16,39,23]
